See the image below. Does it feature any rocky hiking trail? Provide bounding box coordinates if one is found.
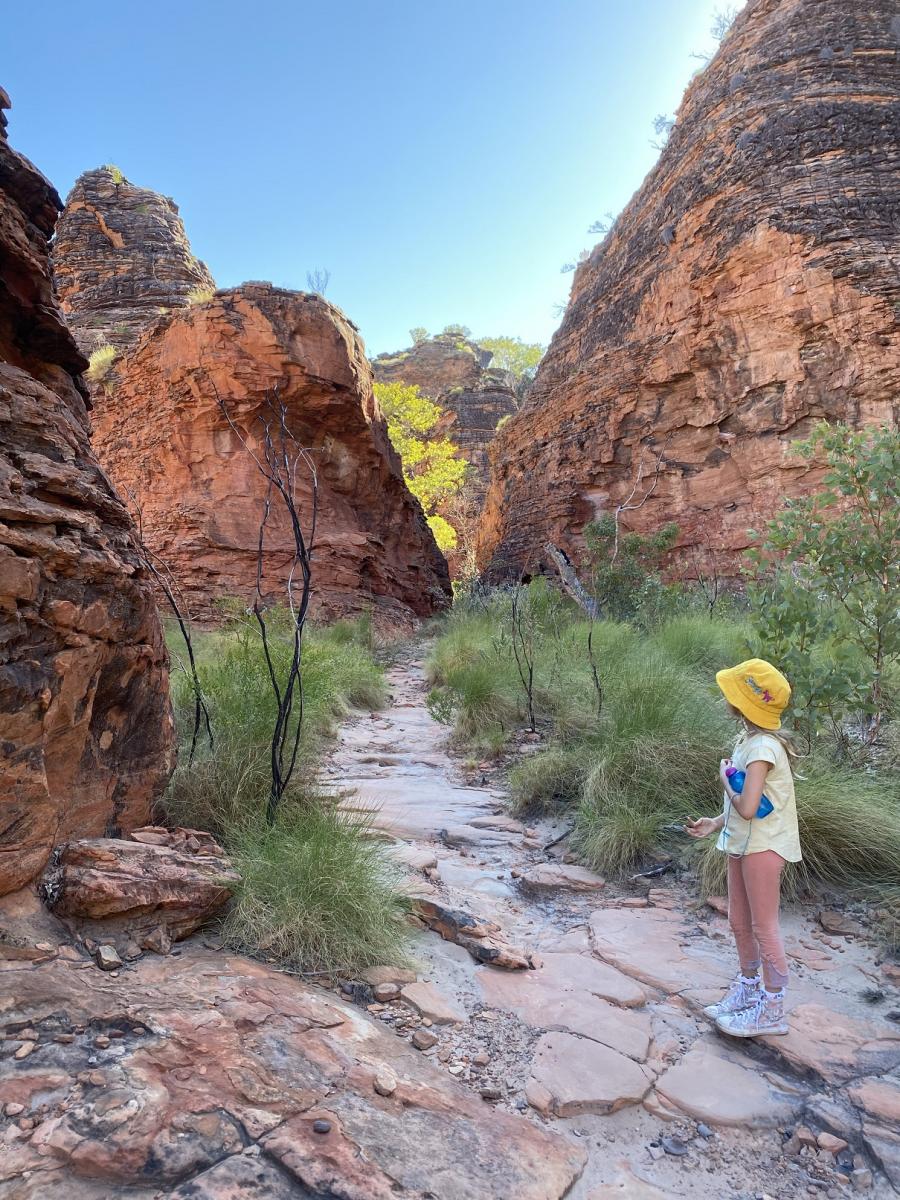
[1,658,900,1199]
[325,653,900,1199]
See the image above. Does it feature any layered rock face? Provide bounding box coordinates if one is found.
[53,166,215,355]
[374,335,517,497]
[88,284,451,623]
[478,0,900,582]
[0,95,173,896]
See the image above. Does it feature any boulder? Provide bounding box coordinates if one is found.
[0,92,173,897]
[411,897,534,970]
[53,166,216,355]
[79,282,451,624]
[42,829,239,941]
[519,863,606,893]
[477,0,900,583]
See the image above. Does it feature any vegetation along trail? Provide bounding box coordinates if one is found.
[324,646,900,1199]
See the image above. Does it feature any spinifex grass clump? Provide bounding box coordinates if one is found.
[163,613,408,973]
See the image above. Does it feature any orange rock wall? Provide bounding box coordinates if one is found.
[478,0,900,582]
[90,285,452,623]
[0,94,173,895]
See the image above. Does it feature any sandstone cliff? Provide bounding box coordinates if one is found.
[478,0,900,582]
[374,335,517,498]
[0,94,174,896]
[88,284,452,623]
[53,166,215,355]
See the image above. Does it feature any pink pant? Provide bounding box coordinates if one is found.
[727,850,789,990]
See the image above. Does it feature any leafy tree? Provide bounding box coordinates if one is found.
[440,324,471,339]
[749,422,900,748]
[373,381,469,553]
[479,336,545,384]
[409,327,429,344]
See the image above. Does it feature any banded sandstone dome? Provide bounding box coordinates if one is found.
[478,0,900,582]
[0,95,173,895]
[87,284,452,624]
[53,166,216,355]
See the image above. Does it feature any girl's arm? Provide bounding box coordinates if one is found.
[731,759,772,820]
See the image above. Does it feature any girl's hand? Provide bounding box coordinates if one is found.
[686,816,720,839]
[719,758,733,791]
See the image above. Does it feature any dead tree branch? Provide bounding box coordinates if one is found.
[612,437,671,562]
[125,488,213,766]
[212,382,317,826]
[544,542,600,620]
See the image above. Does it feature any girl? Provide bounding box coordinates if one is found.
[686,658,801,1038]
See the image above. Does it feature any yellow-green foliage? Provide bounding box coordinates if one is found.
[373,380,469,553]
[86,343,117,382]
[186,285,216,305]
[104,163,125,185]
[479,335,544,382]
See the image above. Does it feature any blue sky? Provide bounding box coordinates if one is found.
[4,1,740,357]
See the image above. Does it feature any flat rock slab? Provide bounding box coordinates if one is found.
[526,1031,653,1117]
[436,858,514,898]
[441,824,515,848]
[654,1042,802,1127]
[0,947,585,1200]
[848,1077,900,1127]
[400,980,467,1024]
[479,965,651,1061]
[390,844,438,872]
[588,1160,671,1199]
[758,1003,900,1085]
[589,906,732,995]
[520,863,606,893]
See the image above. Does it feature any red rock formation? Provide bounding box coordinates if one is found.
[373,335,518,498]
[88,284,451,623]
[0,93,174,896]
[53,166,216,355]
[43,828,239,944]
[478,0,900,582]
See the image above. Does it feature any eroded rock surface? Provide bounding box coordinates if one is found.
[87,284,451,623]
[0,92,173,896]
[0,947,586,1199]
[478,0,900,581]
[53,166,216,355]
[373,335,517,499]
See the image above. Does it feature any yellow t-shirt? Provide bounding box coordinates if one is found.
[715,731,802,861]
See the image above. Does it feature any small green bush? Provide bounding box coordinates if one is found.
[509,747,593,815]
[104,163,124,185]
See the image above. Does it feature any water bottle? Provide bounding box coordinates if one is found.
[725,766,774,818]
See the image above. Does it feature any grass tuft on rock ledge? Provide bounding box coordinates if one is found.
[162,612,410,974]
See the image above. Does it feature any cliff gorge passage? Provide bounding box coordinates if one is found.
[477,0,900,582]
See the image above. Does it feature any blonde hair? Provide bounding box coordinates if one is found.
[726,703,802,763]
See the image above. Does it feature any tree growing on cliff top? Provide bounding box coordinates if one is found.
[479,336,545,385]
[409,326,429,344]
[373,380,469,554]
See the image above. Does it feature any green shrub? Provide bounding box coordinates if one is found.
[104,163,124,185]
[509,747,593,815]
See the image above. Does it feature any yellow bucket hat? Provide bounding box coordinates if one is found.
[715,658,791,730]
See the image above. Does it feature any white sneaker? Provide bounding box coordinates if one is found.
[703,975,761,1020]
[716,995,789,1038]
